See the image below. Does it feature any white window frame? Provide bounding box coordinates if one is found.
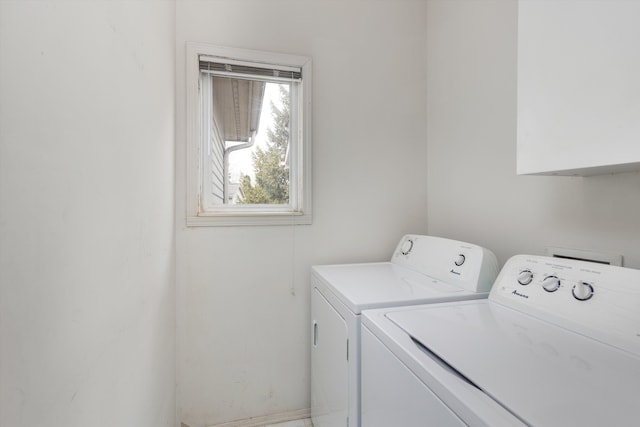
[186,42,312,226]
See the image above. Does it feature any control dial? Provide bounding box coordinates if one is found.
[454,254,466,266]
[517,270,534,286]
[572,282,594,301]
[541,275,560,292]
[400,239,414,255]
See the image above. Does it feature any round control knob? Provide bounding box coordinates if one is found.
[400,239,414,255]
[517,270,534,286]
[454,254,466,267]
[541,275,560,292]
[572,282,594,301]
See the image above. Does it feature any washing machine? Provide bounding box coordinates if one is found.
[310,234,499,427]
[361,254,640,426]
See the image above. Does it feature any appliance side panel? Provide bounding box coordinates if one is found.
[361,326,466,427]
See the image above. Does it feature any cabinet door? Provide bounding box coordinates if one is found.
[311,288,349,427]
[517,0,640,176]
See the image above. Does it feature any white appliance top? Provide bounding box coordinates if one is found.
[312,235,498,314]
[389,301,640,427]
[382,254,640,427]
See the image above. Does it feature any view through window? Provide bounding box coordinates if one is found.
[223,79,291,205]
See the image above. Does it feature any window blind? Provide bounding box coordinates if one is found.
[199,55,302,81]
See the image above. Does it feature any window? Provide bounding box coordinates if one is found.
[186,43,312,226]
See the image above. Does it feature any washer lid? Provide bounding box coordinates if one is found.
[312,262,481,314]
[387,300,640,427]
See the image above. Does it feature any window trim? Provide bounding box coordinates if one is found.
[185,42,312,226]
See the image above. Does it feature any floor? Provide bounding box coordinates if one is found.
[263,419,313,427]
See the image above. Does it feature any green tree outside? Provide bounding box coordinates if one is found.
[239,85,290,204]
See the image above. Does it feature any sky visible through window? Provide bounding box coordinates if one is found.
[227,82,285,185]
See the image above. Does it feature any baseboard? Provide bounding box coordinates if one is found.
[205,408,311,427]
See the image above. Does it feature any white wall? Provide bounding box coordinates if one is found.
[175,1,428,425]
[426,0,640,269]
[0,2,175,426]
[5,2,638,426]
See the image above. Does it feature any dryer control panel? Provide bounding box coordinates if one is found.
[391,235,498,294]
[491,254,640,355]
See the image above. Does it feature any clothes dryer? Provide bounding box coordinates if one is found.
[362,254,640,426]
[310,235,498,427]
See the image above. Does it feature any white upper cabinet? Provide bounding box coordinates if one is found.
[517,0,640,176]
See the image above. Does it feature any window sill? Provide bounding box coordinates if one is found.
[186,212,312,227]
